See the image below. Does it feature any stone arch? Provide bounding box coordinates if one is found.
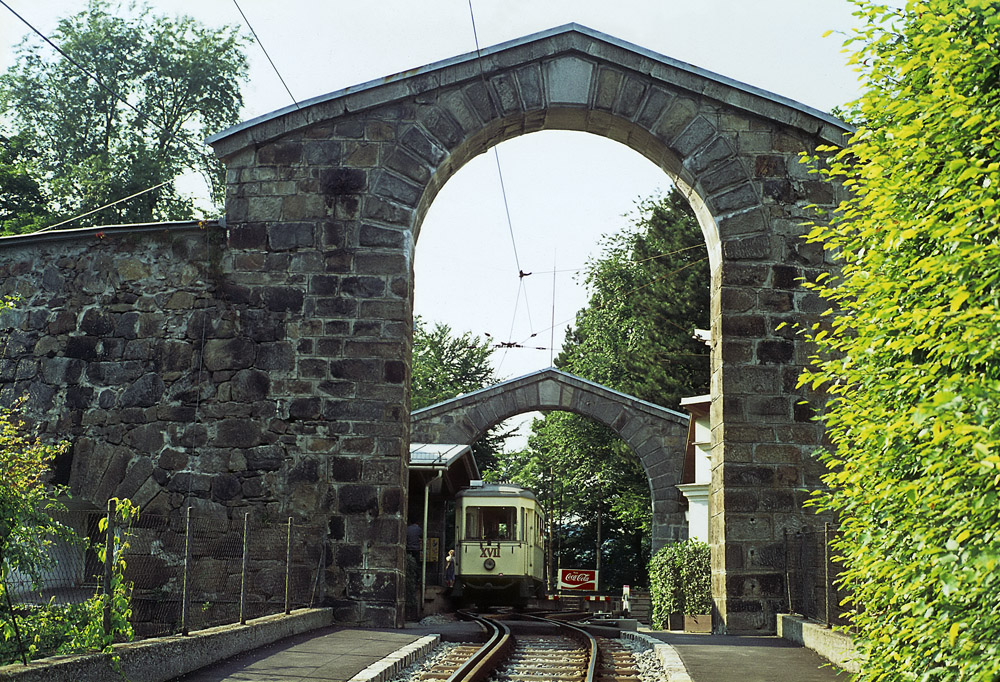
[410,368,690,547]
[199,24,849,632]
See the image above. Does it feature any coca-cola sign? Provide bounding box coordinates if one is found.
[558,569,598,591]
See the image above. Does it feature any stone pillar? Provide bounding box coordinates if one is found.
[218,119,414,627]
[708,135,841,633]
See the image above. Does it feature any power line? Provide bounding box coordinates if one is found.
[31,181,172,234]
[467,0,535,342]
[491,146,523,274]
[518,256,711,346]
[496,277,525,374]
[530,243,707,276]
[231,0,300,109]
[0,0,214,164]
[0,0,147,126]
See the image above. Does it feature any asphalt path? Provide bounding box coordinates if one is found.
[644,630,851,681]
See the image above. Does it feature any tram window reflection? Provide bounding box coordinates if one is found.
[465,506,519,540]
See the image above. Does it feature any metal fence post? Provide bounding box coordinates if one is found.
[240,512,250,625]
[824,522,832,627]
[1,557,28,665]
[783,529,792,614]
[797,530,806,618]
[310,541,325,608]
[285,517,292,615]
[181,506,192,636]
[103,498,116,638]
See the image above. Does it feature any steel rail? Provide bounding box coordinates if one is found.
[446,610,513,682]
[523,613,599,682]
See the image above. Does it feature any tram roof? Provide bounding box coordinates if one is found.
[457,483,538,502]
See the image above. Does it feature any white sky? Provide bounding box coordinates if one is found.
[1,0,862,391]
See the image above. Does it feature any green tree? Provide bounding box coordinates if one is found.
[0,408,70,593]
[803,1,1000,679]
[411,317,509,471]
[0,133,48,233]
[0,1,248,234]
[498,190,710,587]
[561,188,710,409]
[411,317,497,411]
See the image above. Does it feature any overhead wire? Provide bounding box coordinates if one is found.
[32,182,171,234]
[231,0,300,109]
[485,242,709,351]
[517,255,711,346]
[530,243,706,276]
[0,0,148,127]
[496,277,525,373]
[466,0,536,343]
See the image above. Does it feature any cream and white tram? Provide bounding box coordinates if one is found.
[453,482,546,606]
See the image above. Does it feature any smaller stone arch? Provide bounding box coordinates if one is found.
[410,368,690,548]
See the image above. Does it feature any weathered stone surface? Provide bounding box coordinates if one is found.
[120,373,165,408]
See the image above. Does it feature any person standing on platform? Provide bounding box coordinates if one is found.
[444,549,456,588]
[406,520,422,559]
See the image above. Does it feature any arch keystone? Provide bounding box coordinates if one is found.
[544,56,594,104]
[538,379,561,406]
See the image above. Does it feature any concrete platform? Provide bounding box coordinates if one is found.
[639,629,853,681]
[172,620,487,682]
[167,616,852,682]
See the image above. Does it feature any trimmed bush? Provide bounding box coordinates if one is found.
[649,540,711,628]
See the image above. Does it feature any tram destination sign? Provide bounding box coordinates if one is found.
[558,569,598,591]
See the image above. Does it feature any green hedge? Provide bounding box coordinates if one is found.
[648,540,711,628]
[802,1,1000,678]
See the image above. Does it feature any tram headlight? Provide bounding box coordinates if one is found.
[483,558,496,570]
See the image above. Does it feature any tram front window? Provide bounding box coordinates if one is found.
[465,506,518,541]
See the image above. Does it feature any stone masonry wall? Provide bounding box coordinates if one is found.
[0,25,848,634]
[0,222,406,627]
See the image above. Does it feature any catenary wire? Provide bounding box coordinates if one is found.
[530,243,706,275]
[496,277,525,373]
[231,0,300,109]
[516,256,710,346]
[0,0,217,164]
[467,0,535,338]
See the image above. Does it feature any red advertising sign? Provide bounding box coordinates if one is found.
[558,569,598,591]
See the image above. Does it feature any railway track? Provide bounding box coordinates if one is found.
[415,611,643,682]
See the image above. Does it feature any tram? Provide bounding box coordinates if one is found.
[452,482,546,607]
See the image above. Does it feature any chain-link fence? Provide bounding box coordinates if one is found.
[2,504,326,664]
[783,524,850,628]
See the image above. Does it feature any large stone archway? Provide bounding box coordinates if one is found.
[410,368,690,547]
[207,24,847,632]
[0,24,849,633]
